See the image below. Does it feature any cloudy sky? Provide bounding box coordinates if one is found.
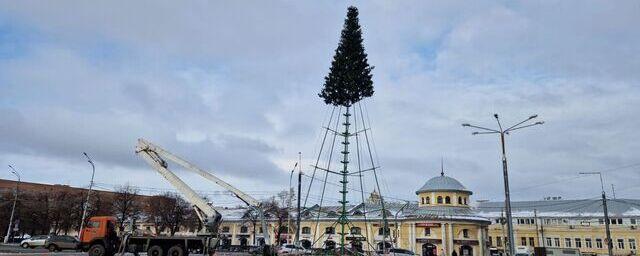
[1,1,639,206]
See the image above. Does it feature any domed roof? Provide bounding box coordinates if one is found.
[415,174,472,195]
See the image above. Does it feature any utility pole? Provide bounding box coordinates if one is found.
[295,152,302,246]
[534,209,542,247]
[4,165,20,244]
[579,172,613,256]
[501,209,507,252]
[463,114,544,256]
[78,152,96,240]
[287,161,298,243]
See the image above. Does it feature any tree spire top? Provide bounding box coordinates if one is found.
[318,6,374,107]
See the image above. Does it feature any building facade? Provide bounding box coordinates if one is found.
[477,199,640,256]
[216,172,491,256]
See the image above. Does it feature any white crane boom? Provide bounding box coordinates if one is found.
[135,138,271,244]
[137,139,260,206]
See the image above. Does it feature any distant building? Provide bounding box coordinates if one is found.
[477,198,640,256]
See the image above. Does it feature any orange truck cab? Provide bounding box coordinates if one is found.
[79,216,119,256]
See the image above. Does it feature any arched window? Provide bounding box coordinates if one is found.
[325,227,335,234]
[464,197,468,205]
[437,196,443,204]
[445,196,451,204]
[421,197,425,204]
[458,196,463,205]
[302,227,311,234]
[240,226,248,233]
[351,227,361,235]
[426,196,430,204]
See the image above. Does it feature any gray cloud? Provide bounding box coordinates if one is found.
[0,1,639,203]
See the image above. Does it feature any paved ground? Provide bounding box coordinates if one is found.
[0,244,85,255]
[0,244,255,255]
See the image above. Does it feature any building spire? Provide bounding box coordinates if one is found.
[440,157,444,176]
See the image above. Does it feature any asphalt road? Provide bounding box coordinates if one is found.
[0,244,85,255]
[0,244,254,255]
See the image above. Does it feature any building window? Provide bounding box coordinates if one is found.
[424,228,431,236]
[546,238,552,247]
[222,226,230,233]
[565,238,572,248]
[629,239,636,250]
[240,226,248,233]
[458,197,463,204]
[302,227,311,234]
[497,237,503,247]
[378,227,390,236]
[599,219,604,225]
[631,218,637,225]
[585,238,592,248]
[596,238,603,249]
[529,237,535,246]
[462,229,469,238]
[464,197,468,205]
[617,239,625,249]
[521,237,527,246]
[350,227,361,235]
[554,238,560,247]
[489,236,493,246]
[325,227,335,234]
[426,197,430,204]
[421,197,425,204]
[575,238,582,248]
[445,196,451,204]
[437,196,443,204]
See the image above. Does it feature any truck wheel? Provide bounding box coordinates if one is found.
[88,244,106,256]
[148,245,164,256]
[48,244,59,252]
[167,245,185,256]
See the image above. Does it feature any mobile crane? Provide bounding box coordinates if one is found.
[79,138,272,256]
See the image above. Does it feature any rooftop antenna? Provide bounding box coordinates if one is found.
[440,157,444,176]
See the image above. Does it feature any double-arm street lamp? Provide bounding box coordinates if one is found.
[4,165,20,244]
[579,171,613,256]
[78,152,96,239]
[462,114,544,256]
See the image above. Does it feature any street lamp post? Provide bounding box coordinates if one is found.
[462,114,544,256]
[579,172,613,256]
[287,162,298,244]
[4,165,20,244]
[78,152,96,239]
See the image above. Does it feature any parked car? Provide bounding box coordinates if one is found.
[377,248,416,256]
[278,244,309,254]
[20,235,49,248]
[44,235,79,251]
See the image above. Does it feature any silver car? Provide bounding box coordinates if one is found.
[20,235,49,248]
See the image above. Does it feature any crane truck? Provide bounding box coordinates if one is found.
[78,138,273,256]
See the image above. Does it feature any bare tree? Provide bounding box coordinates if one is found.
[112,184,141,232]
[263,194,290,245]
[144,192,192,236]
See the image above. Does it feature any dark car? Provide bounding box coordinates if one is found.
[45,235,79,251]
